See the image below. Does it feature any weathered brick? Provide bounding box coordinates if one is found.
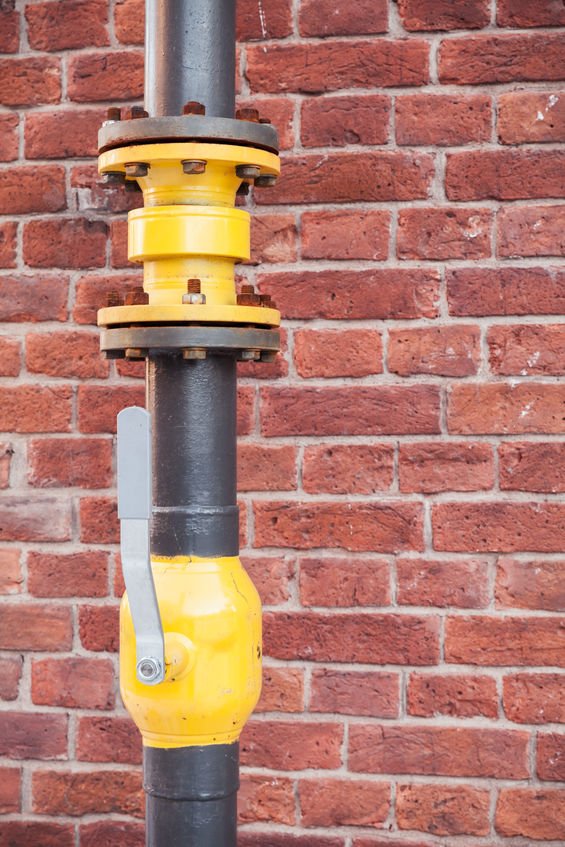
[537,733,565,781]
[32,769,142,817]
[80,496,118,544]
[0,386,71,433]
[238,444,296,492]
[255,501,424,552]
[0,114,18,162]
[446,616,565,666]
[0,823,74,847]
[0,6,18,52]
[0,274,68,322]
[77,716,141,764]
[0,57,61,106]
[408,672,498,718]
[499,443,565,493]
[448,384,565,434]
[496,557,565,610]
[301,210,390,260]
[349,724,529,778]
[0,657,22,701]
[303,445,394,495]
[294,329,383,378]
[68,51,143,102]
[79,604,119,652]
[28,550,109,598]
[496,789,565,840]
[26,331,108,379]
[0,604,72,651]
[498,91,565,144]
[398,208,492,260]
[299,557,391,606]
[25,108,106,159]
[503,673,565,724]
[399,0,489,30]
[241,721,342,770]
[310,669,399,717]
[258,269,439,321]
[239,775,295,825]
[396,94,491,145]
[78,385,144,433]
[264,611,439,665]
[389,326,481,376]
[80,822,144,847]
[397,558,490,608]
[0,442,14,484]
[0,222,16,268]
[440,33,565,85]
[399,442,494,494]
[241,556,294,605]
[238,97,295,149]
[0,768,20,814]
[26,0,108,50]
[0,548,21,594]
[300,0,387,36]
[240,834,342,847]
[24,219,107,269]
[247,40,429,93]
[447,150,565,201]
[300,778,390,827]
[447,267,565,316]
[498,205,565,257]
[238,0,292,39]
[498,0,565,27]
[301,95,390,147]
[32,658,114,710]
[250,214,297,264]
[0,166,65,215]
[261,386,440,436]
[397,783,490,836]
[0,712,68,760]
[0,496,72,542]
[73,273,142,324]
[28,438,112,489]
[256,667,304,713]
[489,325,565,377]
[114,0,144,43]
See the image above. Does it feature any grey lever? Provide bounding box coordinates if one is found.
[117,406,165,686]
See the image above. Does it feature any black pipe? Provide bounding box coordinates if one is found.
[146,354,238,559]
[144,744,239,847]
[144,0,236,117]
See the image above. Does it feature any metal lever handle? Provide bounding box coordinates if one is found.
[117,407,165,686]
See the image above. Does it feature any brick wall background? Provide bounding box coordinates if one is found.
[0,0,564,844]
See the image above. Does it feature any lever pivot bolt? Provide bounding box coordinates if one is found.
[137,658,162,683]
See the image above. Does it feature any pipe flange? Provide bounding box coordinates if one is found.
[101,325,280,361]
[99,115,279,155]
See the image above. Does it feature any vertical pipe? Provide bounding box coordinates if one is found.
[144,0,236,117]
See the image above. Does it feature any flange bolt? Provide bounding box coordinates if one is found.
[183,101,206,116]
[236,164,261,180]
[236,107,260,123]
[182,160,207,175]
[106,107,121,122]
[124,288,149,306]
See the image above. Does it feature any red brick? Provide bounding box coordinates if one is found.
[109,220,132,268]
[447,267,565,316]
[0,274,68,322]
[0,712,68,760]
[0,386,71,433]
[0,548,21,594]
[537,733,565,781]
[80,822,144,847]
[262,386,440,436]
[301,95,390,148]
[24,219,107,269]
[68,51,143,102]
[446,616,565,666]
[0,7,18,52]
[0,338,19,376]
[300,558,390,609]
[80,496,118,544]
[259,269,439,321]
[303,445,393,495]
[240,556,293,607]
[389,326,481,377]
[300,778,389,828]
[73,273,142,324]
[239,774,295,825]
[496,557,565,610]
[435,502,565,553]
[0,444,9,489]
[397,784,490,836]
[397,558,490,608]
[71,164,142,216]
[264,611,439,665]
[79,604,119,652]
[238,444,296,492]
[77,716,141,764]
[32,657,114,710]
[247,40,429,93]
[294,329,383,378]
[250,214,297,264]
[114,0,144,43]
[0,823,74,847]
[238,387,255,435]
[0,57,61,106]
[33,769,142,817]
[301,210,390,260]
[26,0,108,50]
[498,0,565,27]
[398,208,492,260]
[0,603,72,650]
[26,331,108,380]
[498,91,565,144]
[448,383,565,434]
[259,152,433,206]
[399,442,494,493]
[0,496,71,542]
[300,0,386,36]
[439,33,565,85]
[408,672,498,718]
[0,222,16,268]
[0,768,20,814]
[504,674,565,724]
[25,108,106,159]
[0,114,18,162]
[240,835,342,847]
[0,657,22,701]
[499,443,565,494]
[241,720,343,770]
[489,325,565,377]
[448,150,565,202]
[499,204,565,257]
[28,550,109,598]
[399,0,489,30]
[349,724,529,778]
[0,166,65,215]
[238,0,292,39]
[255,501,424,553]
[256,666,304,713]
[28,438,112,490]
[496,789,565,840]
[396,94,491,145]
[310,669,399,718]
[237,97,295,149]
[78,385,145,433]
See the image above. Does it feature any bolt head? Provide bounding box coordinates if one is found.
[182,159,206,175]
[183,101,206,116]
[125,162,149,178]
[240,349,260,361]
[137,658,162,683]
[236,164,261,180]
[255,174,277,188]
[183,348,207,360]
[236,107,260,123]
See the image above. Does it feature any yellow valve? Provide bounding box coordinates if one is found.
[120,555,262,748]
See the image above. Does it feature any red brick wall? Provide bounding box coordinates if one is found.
[1,0,565,843]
